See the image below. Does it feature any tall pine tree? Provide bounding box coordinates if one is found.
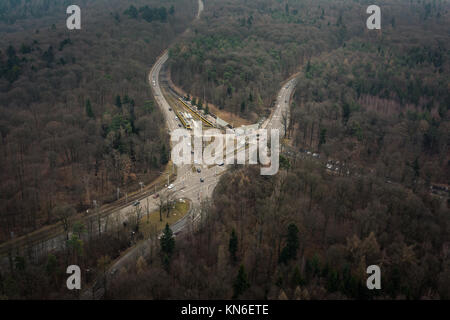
[229,229,238,263]
[233,265,250,299]
[160,223,175,257]
[279,223,299,264]
[115,95,122,109]
[85,99,94,118]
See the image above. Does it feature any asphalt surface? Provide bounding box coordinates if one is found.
[84,59,299,299]
[262,78,298,131]
[0,0,299,296]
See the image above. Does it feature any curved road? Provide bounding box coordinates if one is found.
[91,23,300,299]
[0,0,298,297]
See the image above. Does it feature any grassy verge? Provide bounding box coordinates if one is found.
[140,200,191,238]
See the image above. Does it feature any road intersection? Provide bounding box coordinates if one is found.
[0,0,299,295]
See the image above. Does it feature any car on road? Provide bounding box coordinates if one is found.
[200,178,204,183]
[133,201,140,207]
[168,184,174,189]
[218,162,224,166]
[197,168,201,173]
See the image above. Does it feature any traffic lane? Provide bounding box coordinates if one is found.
[266,79,297,130]
[173,168,224,200]
[150,53,178,131]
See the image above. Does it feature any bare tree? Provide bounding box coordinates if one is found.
[52,204,76,241]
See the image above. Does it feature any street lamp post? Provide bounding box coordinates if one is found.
[160,171,170,186]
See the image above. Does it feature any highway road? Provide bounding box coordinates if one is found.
[0,0,299,297]
[262,78,298,132]
[0,0,208,271]
[84,62,299,300]
[81,0,211,298]
[81,0,301,297]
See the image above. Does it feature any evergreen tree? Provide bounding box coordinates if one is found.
[279,223,299,264]
[291,265,305,286]
[85,99,94,118]
[229,229,238,263]
[42,46,54,65]
[0,270,3,294]
[115,95,122,108]
[45,254,57,277]
[326,269,340,292]
[162,254,170,270]
[6,45,16,59]
[124,5,138,19]
[14,256,26,272]
[232,265,249,299]
[306,60,311,73]
[342,102,351,124]
[319,128,327,147]
[160,223,175,257]
[413,157,420,177]
[160,144,168,165]
[158,7,168,22]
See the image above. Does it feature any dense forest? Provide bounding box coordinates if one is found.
[106,0,449,300]
[0,0,197,241]
[170,0,449,121]
[109,164,449,299]
[0,0,448,300]
[290,42,449,186]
